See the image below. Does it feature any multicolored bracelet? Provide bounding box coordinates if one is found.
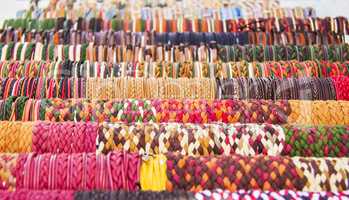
[0,122,348,157]
[166,154,349,192]
[195,189,349,200]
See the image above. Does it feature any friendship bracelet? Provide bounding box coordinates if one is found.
[0,121,347,157]
[0,153,18,190]
[332,76,349,100]
[3,17,346,35]
[2,189,349,200]
[2,152,349,192]
[97,122,349,157]
[97,123,285,156]
[0,190,74,200]
[0,98,348,124]
[32,121,98,154]
[0,78,86,99]
[140,154,167,191]
[74,190,194,200]
[5,189,345,200]
[288,100,349,125]
[42,98,291,124]
[2,43,349,63]
[86,78,216,100]
[14,152,140,191]
[166,154,349,192]
[0,77,339,100]
[218,77,338,100]
[0,121,32,153]
[195,189,349,200]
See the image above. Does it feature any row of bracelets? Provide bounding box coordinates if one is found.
[0,60,349,79]
[0,31,344,46]
[0,152,348,192]
[0,97,348,125]
[1,190,349,200]
[4,17,347,33]
[0,43,349,63]
[0,77,349,100]
[0,121,348,157]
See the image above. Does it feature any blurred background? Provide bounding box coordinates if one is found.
[2,0,349,21]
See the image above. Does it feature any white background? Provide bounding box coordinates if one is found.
[0,0,348,22]
[280,0,349,18]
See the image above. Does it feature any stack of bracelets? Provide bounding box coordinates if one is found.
[0,0,348,199]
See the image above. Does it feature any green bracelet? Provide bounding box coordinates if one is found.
[0,43,4,59]
[81,44,88,61]
[6,42,15,61]
[25,43,35,60]
[16,43,24,60]
[3,96,17,120]
[64,45,69,60]
[48,44,55,61]
[41,44,48,60]
[15,96,29,120]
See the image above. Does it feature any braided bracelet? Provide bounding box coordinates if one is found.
[43,99,291,124]
[140,154,167,191]
[14,152,140,191]
[287,100,349,125]
[0,190,74,200]
[97,123,286,156]
[0,153,18,190]
[195,189,349,200]
[332,76,349,100]
[5,153,349,192]
[0,121,347,157]
[0,121,32,153]
[2,96,17,120]
[6,189,345,200]
[166,154,349,192]
[74,191,194,200]
[283,125,349,157]
[32,121,98,153]
[0,98,347,125]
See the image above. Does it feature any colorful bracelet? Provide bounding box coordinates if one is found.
[166,154,349,192]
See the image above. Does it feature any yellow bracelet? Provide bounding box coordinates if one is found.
[0,121,33,153]
[140,154,167,191]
